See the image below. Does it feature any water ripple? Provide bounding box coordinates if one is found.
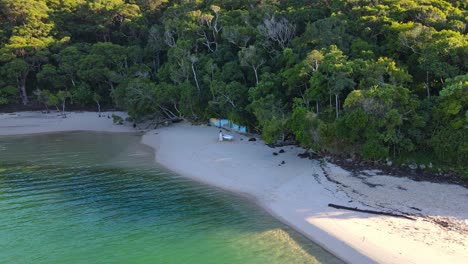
[0,132,341,264]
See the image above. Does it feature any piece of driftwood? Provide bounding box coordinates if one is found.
[328,203,416,220]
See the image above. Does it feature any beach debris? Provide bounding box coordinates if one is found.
[434,219,449,227]
[273,152,278,156]
[419,164,426,169]
[408,163,418,170]
[279,149,285,153]
[328,203,416,220]
[361,169,382,176]
[298,150,321,159]
[248,137,256,141]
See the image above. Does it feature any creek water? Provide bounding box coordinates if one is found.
[0,132,341,263]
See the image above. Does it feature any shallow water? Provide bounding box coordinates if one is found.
[0,132,341,264]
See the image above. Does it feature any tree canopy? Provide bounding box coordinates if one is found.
[0,0,466,174]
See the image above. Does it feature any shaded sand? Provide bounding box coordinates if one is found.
[142,123,468,264]
[0,111,132,135]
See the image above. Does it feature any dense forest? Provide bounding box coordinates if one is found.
[0,0,467,174]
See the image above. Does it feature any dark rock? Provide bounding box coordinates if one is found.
[273,152,278,156]
[281,161,285,164]
[133,123,136,128]
[437,221,449,228]
[248,137,256,141]
[240,138,243,141]
[279,149,285,153]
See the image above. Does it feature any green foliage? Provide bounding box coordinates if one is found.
[71,84,93,105]
[261,116,288,145]
[0,86,17,104]
[288,100,315,148]
[34,89,58,109]
[338,84,422,159]
[429,74,468,166]
[0,0,467,176]
[114,77,158,120]
[362,140,389,160]
[112,114,124,125]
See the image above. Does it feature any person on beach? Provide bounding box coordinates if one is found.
[219,130,223,142]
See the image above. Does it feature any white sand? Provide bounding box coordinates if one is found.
[142,123,468,264]
[0,111,132,135]
[1,113,467,263]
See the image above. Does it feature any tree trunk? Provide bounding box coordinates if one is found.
[96,100,101,114]
[253,66,259,86]
[328,204,415,220]
[62,100,66,117]
[316,101,319,114]
[335,94,339,119]
[20,84,28,105]
[108,81,115,104]
[18,73,29,105]
[191,62,201,95]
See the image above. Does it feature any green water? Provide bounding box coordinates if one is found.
[0,132,341,264]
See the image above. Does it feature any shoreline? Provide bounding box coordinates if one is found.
[142,123,468,264]
[0,111,133,135]
[141,132,372,263]
[1,112,467,263]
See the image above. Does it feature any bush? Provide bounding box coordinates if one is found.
[261,116,287,144]
[112,114,124,125]
[362,140,389,160]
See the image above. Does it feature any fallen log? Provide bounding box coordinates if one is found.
[328,203,416,220]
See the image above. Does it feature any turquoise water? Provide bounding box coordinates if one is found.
[0,132,341,264]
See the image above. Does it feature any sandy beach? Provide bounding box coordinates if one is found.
[0,111,132,135]
[143,123,468,264]
[1,112,467,263]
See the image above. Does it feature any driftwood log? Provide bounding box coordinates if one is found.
[328,203,416,220]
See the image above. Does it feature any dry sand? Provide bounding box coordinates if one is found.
[0,111,132,135]
[1,113,467,263]
[142,123,468,264]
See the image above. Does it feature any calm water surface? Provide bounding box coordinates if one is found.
[0,132,341,264]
